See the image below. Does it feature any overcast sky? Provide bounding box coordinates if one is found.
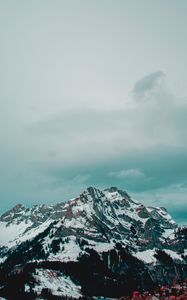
[0,0,187,224]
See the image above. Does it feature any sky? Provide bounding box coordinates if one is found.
[0,0,187,225]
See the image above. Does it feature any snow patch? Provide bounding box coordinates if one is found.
[164,249,183,261]
[135,249,157,264]
[33,269,82,298]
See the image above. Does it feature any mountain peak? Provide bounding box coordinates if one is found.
[0,203,26,222]
[104,186,130,198]
[80,186,105,200]
[0,186,185,300]
[0,186,177,251]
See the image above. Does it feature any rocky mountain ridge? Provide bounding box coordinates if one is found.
[0,186,186,299]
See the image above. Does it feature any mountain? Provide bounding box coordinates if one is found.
[0,186,186,299]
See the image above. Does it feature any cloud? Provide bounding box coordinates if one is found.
[26,71,187,174]
[108,168,144,179]
[0,70,187,225]
[25,71,187,193]
[132,70,165,102]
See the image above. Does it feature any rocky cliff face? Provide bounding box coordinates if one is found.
[0,187,186,299]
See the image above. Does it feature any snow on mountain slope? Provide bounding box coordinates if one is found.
[0,219,53,249]
[58,186,177,246]
[0,186,180,265]
[30,269,82,298]
[0,219,33,247]
[135,249,157,264]
[0,201,67,249]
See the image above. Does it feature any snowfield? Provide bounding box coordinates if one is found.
[31,269,82,298]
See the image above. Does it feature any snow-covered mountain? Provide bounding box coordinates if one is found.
[0,187,186,299]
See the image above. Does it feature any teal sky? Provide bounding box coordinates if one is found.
[0,0,187,224]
